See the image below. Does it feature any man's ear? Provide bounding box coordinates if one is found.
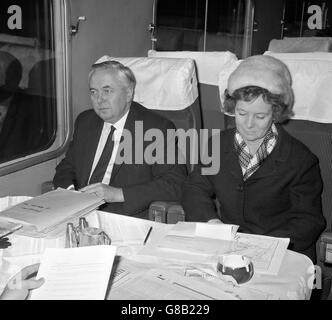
[126,87,134,102]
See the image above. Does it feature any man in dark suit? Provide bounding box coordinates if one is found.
[53,60,186,219]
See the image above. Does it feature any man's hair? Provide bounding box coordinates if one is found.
[223,85,294,123]
[88,60,136,93]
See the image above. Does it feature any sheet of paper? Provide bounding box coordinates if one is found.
[87,210,170,245]
[167,221,239,240]
[108,267,238,300]
[138,234,234,266]
[231,233,290,275]
[30,245,116,300]
[2,233,65,258]
[107,256,158,292]
[195,223,239,240]
[167,222,197,237]
[139,222,290,275]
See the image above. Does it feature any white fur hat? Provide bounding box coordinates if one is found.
[227,55,294,107]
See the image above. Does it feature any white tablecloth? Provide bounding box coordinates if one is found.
[0,210,314,300]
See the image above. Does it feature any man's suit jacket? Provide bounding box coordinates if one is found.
[53,102,187,219]
[182,125,326,262]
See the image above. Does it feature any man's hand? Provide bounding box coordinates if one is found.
[1,264,45,300]
[80,183,124,203]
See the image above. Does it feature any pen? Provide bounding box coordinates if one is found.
[143,226,153,245]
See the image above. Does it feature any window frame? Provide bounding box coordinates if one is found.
[0,0,72,177]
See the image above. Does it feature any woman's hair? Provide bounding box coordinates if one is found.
[223,86,294,123]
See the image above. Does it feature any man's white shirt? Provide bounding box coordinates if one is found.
[88,110,129,185]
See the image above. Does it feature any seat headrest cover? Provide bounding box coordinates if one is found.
[148,50,238,85]
[264,52,332,123]
[94,55,198,111]
[227,55,294,106]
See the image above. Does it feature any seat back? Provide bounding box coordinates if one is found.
[148,50,239,132]
[282,120,332,228]
[264,52,332,231]
[266,52,332,299]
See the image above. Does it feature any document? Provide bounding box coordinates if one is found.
[195,223,239,240]
[87,210,170,245]
[30,245,116,300]
[167,221,239,240]
[139,222,289,275]
[107,258,275,300]
[230,233,290,275]
[108,267,238,300]
[0,188,104,236]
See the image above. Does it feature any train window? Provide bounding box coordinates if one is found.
[155,0,251,58]
[282,0,332,38]
[0,0,70,175]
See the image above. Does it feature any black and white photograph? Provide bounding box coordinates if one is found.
[0,0,331,308]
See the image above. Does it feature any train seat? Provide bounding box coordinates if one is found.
[149,50,238,132]
[144,51,239,222]
[265,52,332,299]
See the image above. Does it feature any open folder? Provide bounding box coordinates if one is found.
[0,188,104,237]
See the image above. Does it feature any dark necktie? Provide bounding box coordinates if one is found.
[89,125,116,184]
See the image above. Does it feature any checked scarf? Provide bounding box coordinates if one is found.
[234,124,278,181]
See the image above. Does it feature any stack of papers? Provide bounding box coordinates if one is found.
[0,188,104,237]
[31,245,116,300]
[0,196,32,211]
[108,258,274,300]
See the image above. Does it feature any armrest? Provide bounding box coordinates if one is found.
[148,201,185,224]
[319,230,332,264]
[167,203,185,224]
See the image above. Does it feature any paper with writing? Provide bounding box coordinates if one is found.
[108,267,238,300]
[30,245,116,300]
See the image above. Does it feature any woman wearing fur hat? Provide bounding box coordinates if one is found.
[182,55,326,263]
